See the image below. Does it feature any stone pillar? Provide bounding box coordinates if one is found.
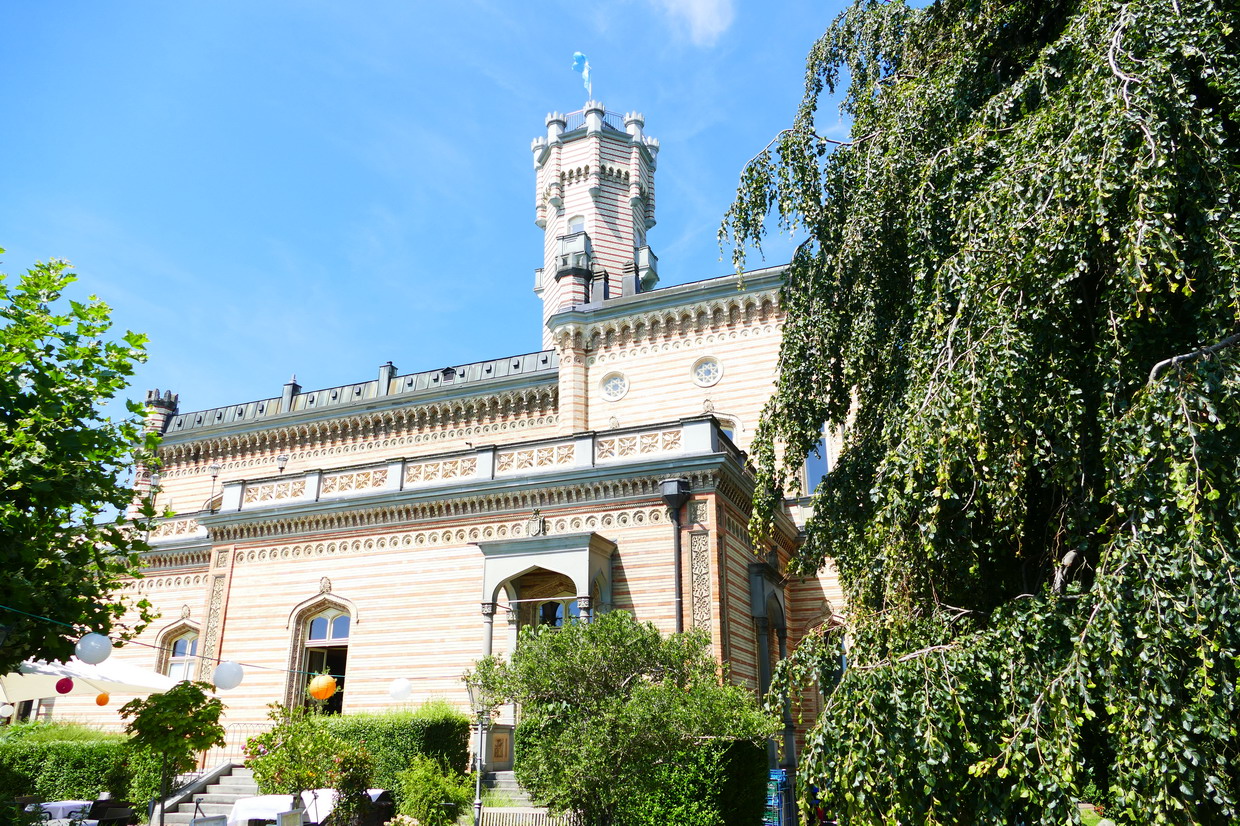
[556,331,589,434]
[576,595,593,624]
[481,602,497,657]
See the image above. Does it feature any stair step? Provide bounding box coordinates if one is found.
[188,788,254,798]
[184,803,234,816]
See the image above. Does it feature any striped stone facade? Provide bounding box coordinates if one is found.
[51,104,845,772]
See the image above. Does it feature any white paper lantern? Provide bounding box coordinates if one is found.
[388,677,413,701]
[212,661,244,690]
[75,632,113,665]
[0,704,14,719]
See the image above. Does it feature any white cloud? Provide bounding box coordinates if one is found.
[651,0,735,47]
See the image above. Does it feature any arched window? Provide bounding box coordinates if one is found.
[166,632,199,682]
[567,215,585,235]
[154,621,201,682]
[302,608,350,714]
[537,598,580,628]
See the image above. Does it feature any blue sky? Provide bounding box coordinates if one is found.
[2,0,850,416]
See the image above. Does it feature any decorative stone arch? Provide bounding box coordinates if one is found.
[474,532,616,658]
[283,591,358,708]
[153,617,201,678]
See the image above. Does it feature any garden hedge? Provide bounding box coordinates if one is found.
[0,740,131,802]
[317,702,470,800]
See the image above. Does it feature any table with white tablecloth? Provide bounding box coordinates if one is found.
[27,801,91,820]
[226,789,386,826]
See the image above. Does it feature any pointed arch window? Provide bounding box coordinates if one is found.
[166,633,199,682]
[301,607,350,714]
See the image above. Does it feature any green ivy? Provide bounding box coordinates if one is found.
[722,0,1240,823]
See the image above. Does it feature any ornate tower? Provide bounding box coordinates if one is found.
[531,101,660,347]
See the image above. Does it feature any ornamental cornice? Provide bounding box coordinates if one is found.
[158,385,558,468]
[550,286,783,354]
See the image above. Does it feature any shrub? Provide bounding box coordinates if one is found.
[394,756,472,826]
[0,738,130,801]
[321,701,471,789]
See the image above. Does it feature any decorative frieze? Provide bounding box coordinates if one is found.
[143,549,211,571]
[150,517,203,540]
[159,386,559,469]
[404,457,478,484]
[496,444,574,473]
[596,429,680,460]
[227,505,669,564]
[198,575,227,680]
[691,531,711,630]
[554,288,783,357]
[242,478,306,505]
[322,467,389,494]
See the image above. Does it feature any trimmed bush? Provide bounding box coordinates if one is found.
[0,739,130,802]
[320,701,470,795]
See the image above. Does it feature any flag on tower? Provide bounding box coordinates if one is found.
[572,52,592,97]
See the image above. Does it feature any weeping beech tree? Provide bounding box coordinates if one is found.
[721,1,1239,823]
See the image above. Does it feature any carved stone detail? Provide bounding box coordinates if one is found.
[150,517,202,539]
[596,429,680,460]
[242,479,306,504]
[496,444,574,472]
[198,575,227,680]
[690,501,709,525]
[180,604,192,619]
[404,457,478,484]
[690,532,711,630]
[319,577,332,594]
[322,468,388,494]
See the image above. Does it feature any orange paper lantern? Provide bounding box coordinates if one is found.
[308,674,338,701]
[95,693,110,706]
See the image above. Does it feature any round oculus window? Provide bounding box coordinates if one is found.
[600,372,629,401]
[692,357,723,388]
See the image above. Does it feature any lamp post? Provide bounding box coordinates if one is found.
[465,676,493,826]
[660,477,691,633]
[208,463,221,513]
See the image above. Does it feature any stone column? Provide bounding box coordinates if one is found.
[576,595,593,624]
[481,602,497,657]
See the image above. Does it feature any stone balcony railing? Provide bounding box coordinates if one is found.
[210,418,726,514]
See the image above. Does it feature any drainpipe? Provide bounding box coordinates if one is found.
[660,478,691,634]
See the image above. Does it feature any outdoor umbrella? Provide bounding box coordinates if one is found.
[0,657,178,704]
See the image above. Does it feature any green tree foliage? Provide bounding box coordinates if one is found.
[721,0,1239,823]
[245,705,375,826]
[0,250,158,672]
[472,611,773,826]
[120,681,226,806]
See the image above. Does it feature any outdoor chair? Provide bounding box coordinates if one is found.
[96,807,136,826]
[14,796,49,822]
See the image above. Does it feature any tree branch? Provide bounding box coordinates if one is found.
[1148,331,1240,383]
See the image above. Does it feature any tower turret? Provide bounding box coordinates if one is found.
[532,102,659,346]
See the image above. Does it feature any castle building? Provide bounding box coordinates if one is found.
[52,101,843,774]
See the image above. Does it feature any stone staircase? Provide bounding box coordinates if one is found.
[483,771,532,807]
[162,767,259,826]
